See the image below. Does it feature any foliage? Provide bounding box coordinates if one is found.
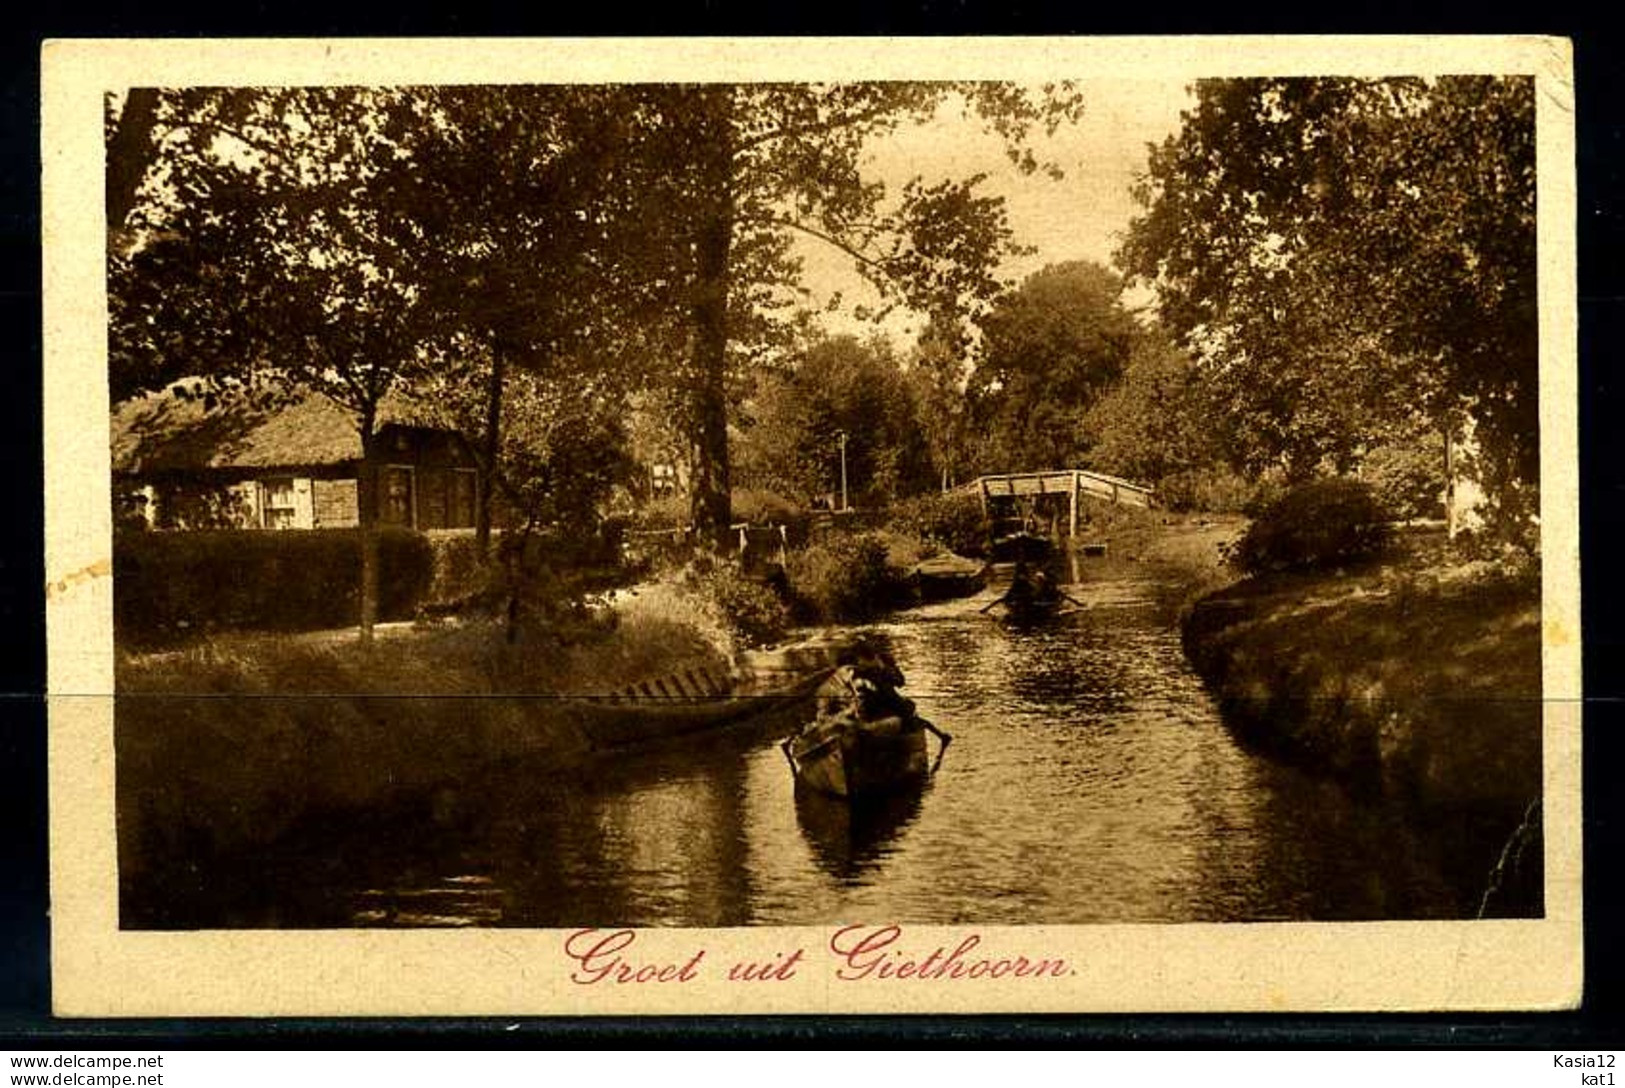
[395,87,690,549]
[419,530,493,607]
[1231,478,1392,575]
[905,311,977,491]
[116,479,254,532]
[884,490,989,558]
[966,261,1137,473]
[735,333,933,506]
[498,373,637,532]
[783,531,909,622]
[418,527,623,610]
[679,556,790,650]
[731,488,802,526]
[114,528,433,646]
[642,82,1087,540]
[110,88,434,414]
[1084,328,1223,489]
[1153,467,1259,515]
[627,493,693,533]
[1119,77,1536,540]
[1361,431,1446,521]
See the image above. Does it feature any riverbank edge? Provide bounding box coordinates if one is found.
[113,620,848,926]
[1178,558,1544,917]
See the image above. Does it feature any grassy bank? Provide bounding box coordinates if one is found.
[1068,506,1244,594]
[1181,531,1543,916]
[116,585,735,924]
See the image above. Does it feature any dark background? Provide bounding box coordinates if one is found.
[3,5,1621,1049]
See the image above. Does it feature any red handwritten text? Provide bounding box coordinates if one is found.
[563,928,706,985]
[727,948,805,982]
[828,925,1072,982]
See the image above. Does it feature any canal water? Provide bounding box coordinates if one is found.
[186,564,1466,929]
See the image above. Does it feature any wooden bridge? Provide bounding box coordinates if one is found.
[964,469,1154,536]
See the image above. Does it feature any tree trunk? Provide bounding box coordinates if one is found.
[1444,425,1458,540]
[686,90,736,549]
[106,88,160,235]
[475,347,508,558]
[357,405,381,646]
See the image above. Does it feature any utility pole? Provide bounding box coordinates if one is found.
[837,430,849,512]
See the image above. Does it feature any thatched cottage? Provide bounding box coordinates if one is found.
[111,385,483,532]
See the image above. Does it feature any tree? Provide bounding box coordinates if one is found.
[645,83,1086,542]
[110,88,463,642]
[735,333,931,506]
[965,260,1136,473]
[398,85,692,554]
[1118,77,1537,533]
[109,86,682,638]
[1085,328,1216,484]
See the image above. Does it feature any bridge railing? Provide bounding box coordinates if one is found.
[967,470,1153,505]
[962,469,1154,535]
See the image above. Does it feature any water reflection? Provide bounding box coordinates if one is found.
[794,783,928,883]
[135,571,1465,929]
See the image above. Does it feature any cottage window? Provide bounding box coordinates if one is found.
[651,463,678,497]
[261,477,297,530]
[381,466,415,527]
[449,469,477,529]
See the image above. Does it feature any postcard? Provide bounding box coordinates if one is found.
[43,35,1580,1016]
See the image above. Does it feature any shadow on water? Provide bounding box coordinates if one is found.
[793,782,929,883]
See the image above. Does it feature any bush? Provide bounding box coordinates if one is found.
[628,492,691,532]
[783,531,909,622]
[115,527,434,645]
[883,491,988,558]
[1361,437,1446,521]
[732,487,801,525]
[1239,471,1291,519]
[1232,478,1392,575]
[680,556,790,649]
[1154,466,1258,514]
[421,529,491,606]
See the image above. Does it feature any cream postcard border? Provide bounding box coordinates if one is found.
[42,35,1582,1017]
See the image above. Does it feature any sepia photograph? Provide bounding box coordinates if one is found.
[43,37,1580,1015]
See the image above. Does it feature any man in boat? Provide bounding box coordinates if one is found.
[1002,559,1059,608]
[813,636,915,727]
[785,635,951,792]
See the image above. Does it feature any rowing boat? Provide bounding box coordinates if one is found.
[783,713,948,799]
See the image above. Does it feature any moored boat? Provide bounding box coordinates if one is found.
[907,552,989,602]
[989,516,1054,563]
[564,633,850,752]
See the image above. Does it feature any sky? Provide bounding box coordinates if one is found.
[800,80,1196,345]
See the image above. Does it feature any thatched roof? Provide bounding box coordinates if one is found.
[110,383,452,475]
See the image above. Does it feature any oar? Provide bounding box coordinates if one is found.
[920,718,953,772]
[977,595,1009,614]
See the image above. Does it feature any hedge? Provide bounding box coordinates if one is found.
[1231,477,1392,575]
[783,530,910,623]
[116,527,434,645]
[883,490,988,558]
